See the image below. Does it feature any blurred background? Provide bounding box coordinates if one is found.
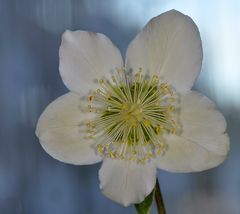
[0,0,239,213]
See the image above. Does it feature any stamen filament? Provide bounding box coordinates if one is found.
[86,68,179,163]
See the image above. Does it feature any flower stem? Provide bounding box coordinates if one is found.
[155,178,166,214]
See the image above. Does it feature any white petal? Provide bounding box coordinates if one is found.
[156,134,228,173]
[180,91,229,156]
[99,158,156,206]
[36,92,102,165]
[126,10,202,93]
[156,91,229,172]
[59,30,123,94]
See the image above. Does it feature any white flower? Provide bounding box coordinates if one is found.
[36,10,229,206]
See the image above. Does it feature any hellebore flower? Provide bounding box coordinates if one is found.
[36,10,229,206]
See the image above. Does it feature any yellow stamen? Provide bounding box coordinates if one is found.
[86,67,179,163]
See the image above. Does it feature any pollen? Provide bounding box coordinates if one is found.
[86,68,179,163]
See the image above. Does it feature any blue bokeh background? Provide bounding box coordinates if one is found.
[1,0,240,213]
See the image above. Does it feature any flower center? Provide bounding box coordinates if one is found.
[86,67,179,163]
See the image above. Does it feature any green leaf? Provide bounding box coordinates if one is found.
[134,188,155,214]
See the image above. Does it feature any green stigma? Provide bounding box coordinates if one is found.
[86,67,179,163]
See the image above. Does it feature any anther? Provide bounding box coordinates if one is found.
[167,85,173,95]
[156,126,162,135]
[121,103,128,110]
[112,76,116,82]
[144,80,149,84]
[168,106,175,112]
[156,143,165,155]
[108,149,116,158]
[99,79,105,84]
[143,120,151,127]
[97,144,105,155]
[88,95,95,102]
[152,75,159,82]
[88,105,93,112]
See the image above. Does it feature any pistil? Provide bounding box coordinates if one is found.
[86,67,179,163]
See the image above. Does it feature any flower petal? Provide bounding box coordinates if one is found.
[125,10,202,92]
[155,91,229,172]
[99,158,156,206]
[156,135,228,173]
[180,91,229,156]
[36,92,102,165]
[59,30,123,95]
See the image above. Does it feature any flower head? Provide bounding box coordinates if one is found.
[36,10,229,206]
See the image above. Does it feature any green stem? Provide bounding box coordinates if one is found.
[155,178,166,214]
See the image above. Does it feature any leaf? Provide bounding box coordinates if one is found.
[134,188,155,214]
